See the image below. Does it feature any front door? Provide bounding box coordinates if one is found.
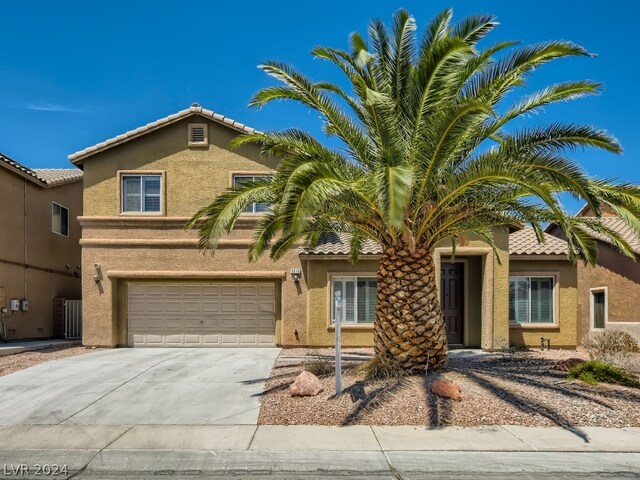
[441,262,464,344]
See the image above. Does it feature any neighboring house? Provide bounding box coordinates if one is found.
[0,153,83,341]
[548,206,640,343]
[70,105,512,350]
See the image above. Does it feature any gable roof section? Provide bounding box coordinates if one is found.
[509,227,569,256]
[0,152,46,186]
[1,153,82,187]
[68,104,260,165]
[545,201,640,255]
[301,232,383,256]
[584,217,640,255]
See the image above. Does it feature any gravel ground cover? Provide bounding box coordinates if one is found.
[259,348,640,427]
[0,345,103,377]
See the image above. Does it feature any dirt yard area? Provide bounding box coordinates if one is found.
[259,348,640,427]
[0,345,104,377]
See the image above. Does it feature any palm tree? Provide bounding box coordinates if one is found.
[189,9,640,372]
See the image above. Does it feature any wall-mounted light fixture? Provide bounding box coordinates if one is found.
[290,268,302,283]
[93,263,102,284]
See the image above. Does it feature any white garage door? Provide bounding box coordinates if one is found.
[127,282,276,347]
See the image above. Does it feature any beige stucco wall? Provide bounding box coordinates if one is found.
[80,220,307,347]
[0,169,82,340]
[465,256,483,347]
[304,257,378,347]
[509,259,578,348]
[577,242,640,342]
[82,117,278,217]
[491,230,511,350]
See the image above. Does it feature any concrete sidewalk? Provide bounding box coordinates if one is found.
[1,424,639,452]
[0,425,639,479]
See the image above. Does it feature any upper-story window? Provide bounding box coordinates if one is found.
[52,202,69,236]
[233,174,272,214]
[121,174,162,213]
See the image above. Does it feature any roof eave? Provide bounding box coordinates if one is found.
[509,253,569,260]
[299,252,382,259]
[45,176,84,187]
[0,159,47,187]
[68,106,260,166]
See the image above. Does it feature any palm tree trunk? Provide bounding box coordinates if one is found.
[373,243,448,372]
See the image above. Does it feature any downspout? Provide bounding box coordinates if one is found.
[23,179,27,299]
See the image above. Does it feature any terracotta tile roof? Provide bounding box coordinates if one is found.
[1,153,82,187]
[509,227,569,256]
[69,103,260,164]
[33,168,83,186]
[302,223,638,257]
[309,228,574,257]
[301,232,383,255]
[585,217,640,255]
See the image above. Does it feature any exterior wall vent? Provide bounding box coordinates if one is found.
[188,123,208,147]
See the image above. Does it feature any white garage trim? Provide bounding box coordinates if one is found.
[111,270,286,279]
[127,282,276,347]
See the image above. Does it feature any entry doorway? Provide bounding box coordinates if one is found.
[441,262,464,344]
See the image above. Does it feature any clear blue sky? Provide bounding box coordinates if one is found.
[1,1,638,213]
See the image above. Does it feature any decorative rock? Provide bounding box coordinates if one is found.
[432,379,463,401]
[289,370,324,397]
[553,358,585,372]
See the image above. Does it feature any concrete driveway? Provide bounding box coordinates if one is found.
[0,348,280,425]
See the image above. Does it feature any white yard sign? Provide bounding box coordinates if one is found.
[334,288,342,395]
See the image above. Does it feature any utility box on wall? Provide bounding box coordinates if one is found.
[10,299,20,312]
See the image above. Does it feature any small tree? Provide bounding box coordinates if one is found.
[189,10,640,372]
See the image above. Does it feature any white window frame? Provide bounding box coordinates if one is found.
[232,174,273,214]
[119,173,164,215]
[590,287,608,330]
[509,274,558,325]
[188,123,208,147]
[331,275,377,325]
[51,202,69,237]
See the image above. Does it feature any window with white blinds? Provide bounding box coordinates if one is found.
[332,276,377,324]
[233,175,272,213]
[509,276,555,324]
[121,174,162,213]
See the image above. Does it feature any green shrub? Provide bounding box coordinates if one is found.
[568,360,640,388]
[302,355,334,378]
[356,355,408,381]
[582,330,639,360]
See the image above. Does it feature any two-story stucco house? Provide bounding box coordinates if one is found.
[69,105,515,350]
[0,153,83,341]
[70,105,636,351]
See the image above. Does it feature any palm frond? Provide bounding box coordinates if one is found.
[190,8,635,267]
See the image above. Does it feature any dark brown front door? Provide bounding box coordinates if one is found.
[441,262,464,344]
